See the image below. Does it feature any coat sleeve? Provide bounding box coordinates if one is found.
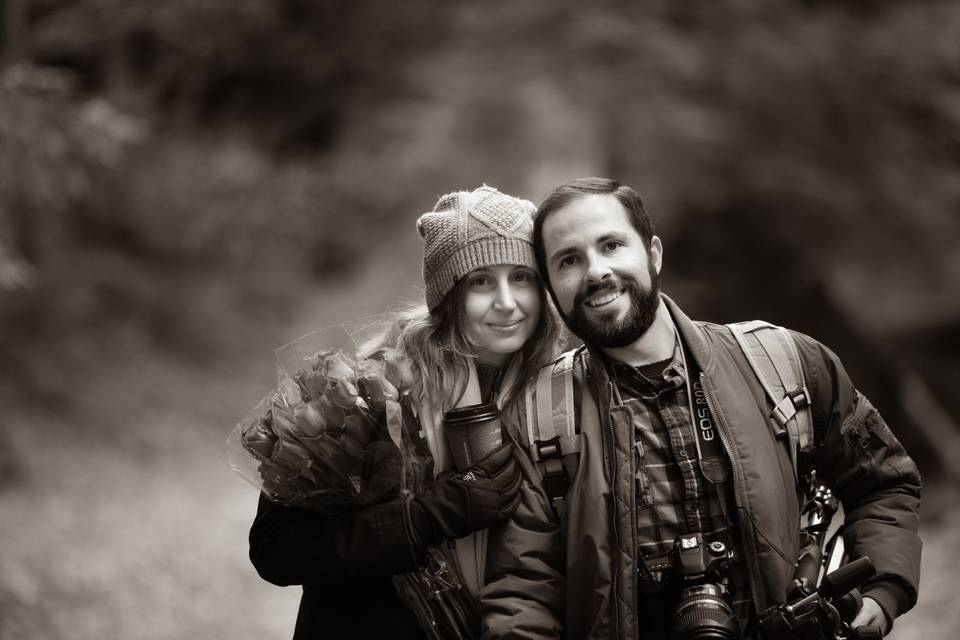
[249,492,423,586]
[792,332,923,622]
[481,403,565,640]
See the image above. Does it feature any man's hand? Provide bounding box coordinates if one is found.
[851,597,890,637]
[409,443,523,545]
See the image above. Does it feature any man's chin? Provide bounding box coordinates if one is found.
[568,306,649,349]
[573,318,628,345]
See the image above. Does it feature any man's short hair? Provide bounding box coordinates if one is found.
[533,177,655,282]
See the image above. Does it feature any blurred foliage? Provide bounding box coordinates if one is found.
[26,0,453,149]
[1,1,958,455]
[0,0,457,404]
[4,5,958,634]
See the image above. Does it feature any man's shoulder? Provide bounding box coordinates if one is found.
[696,319,841,382]
[695,318,825,347]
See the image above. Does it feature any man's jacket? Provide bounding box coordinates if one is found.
[489,295,922,640]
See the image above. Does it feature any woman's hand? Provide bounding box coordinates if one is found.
[409,443,523,545]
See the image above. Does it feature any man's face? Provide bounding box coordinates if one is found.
[541,194,662,348]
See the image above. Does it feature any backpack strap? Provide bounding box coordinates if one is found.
[727,321,814,490]
[524,348,584,519]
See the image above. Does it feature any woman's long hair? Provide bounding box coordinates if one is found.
[372,275,565,413]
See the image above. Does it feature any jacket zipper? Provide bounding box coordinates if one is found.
[605,380,624,639]
[701,372,764,616]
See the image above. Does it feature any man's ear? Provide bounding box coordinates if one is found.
[650,235,663,275]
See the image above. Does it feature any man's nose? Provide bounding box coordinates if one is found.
[585,254,613,284]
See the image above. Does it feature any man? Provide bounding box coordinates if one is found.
[505,177,921,639]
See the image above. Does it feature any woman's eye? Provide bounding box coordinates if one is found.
[470,276,491,288]
[512,270,534,283]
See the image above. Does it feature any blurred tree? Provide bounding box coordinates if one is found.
[1,0,29,60]
[0,0,463,407]
[27,0,455,150]
[1,0,957,473]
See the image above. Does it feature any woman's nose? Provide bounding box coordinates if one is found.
[492,281,518,311]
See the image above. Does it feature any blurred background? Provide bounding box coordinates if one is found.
[1,1,958,638]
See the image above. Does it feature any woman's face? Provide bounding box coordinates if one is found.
[462,264,542,367]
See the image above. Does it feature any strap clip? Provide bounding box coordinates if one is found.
[540,457,568,504]
[532,435,562,462]
[772,386,811,427]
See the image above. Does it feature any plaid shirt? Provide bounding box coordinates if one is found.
[608,340,752,631]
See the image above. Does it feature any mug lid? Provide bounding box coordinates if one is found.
[443,402,499,424]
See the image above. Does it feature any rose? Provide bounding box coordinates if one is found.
[340,413,378,451]
[379,348,413,390]
[358,372,399,404]
[323,352,356,381]
[327,377,359,409]
[295,368,327,400]
[315,395,345,431]
[323,351,360,409]
[268,403,301,442]
[292,399,326,439]
[241,416,277,460]
[270,438,313,475]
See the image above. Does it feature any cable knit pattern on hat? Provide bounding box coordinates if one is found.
[416,186,537,311]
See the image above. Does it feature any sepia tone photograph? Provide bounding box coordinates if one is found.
[1,2,957,639]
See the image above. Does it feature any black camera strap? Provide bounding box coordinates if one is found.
[633,330,736,595]
[677,334,729,487]
[677,333,738,541]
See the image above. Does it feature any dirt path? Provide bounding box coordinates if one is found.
[0,224,424,639]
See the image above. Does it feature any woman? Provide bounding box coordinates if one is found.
[248,186,565,639]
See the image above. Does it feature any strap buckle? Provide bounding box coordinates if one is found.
[539,457,569,514]
[532,435,562,462]
[772,386,811,427]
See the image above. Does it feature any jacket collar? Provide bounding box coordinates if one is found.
[662,294,713,373]
[580,293,713,384]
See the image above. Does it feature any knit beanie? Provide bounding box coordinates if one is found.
[417,185,537,311]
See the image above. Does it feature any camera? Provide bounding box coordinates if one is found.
[756,556,881,640]
[754,481,883,640]
[649,533,741,640]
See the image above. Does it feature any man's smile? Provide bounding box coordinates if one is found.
[584,289,624,308]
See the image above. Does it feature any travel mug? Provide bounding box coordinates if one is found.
[442,403,503,471]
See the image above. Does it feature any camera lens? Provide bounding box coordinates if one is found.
[670,584,740,640]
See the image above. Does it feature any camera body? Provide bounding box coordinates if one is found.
[756,556,881,640]
[650,533,740,640]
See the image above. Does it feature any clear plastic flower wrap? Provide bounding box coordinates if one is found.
[223,321,479,639]
[222,324,432,514]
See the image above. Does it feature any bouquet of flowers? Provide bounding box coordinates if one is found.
[224,322,480,639]
[223,324,432,514]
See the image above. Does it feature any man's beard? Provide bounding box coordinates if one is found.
[564,267,661,349]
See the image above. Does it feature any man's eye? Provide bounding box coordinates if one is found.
[559,255,578,268]
[604,240,622,252]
